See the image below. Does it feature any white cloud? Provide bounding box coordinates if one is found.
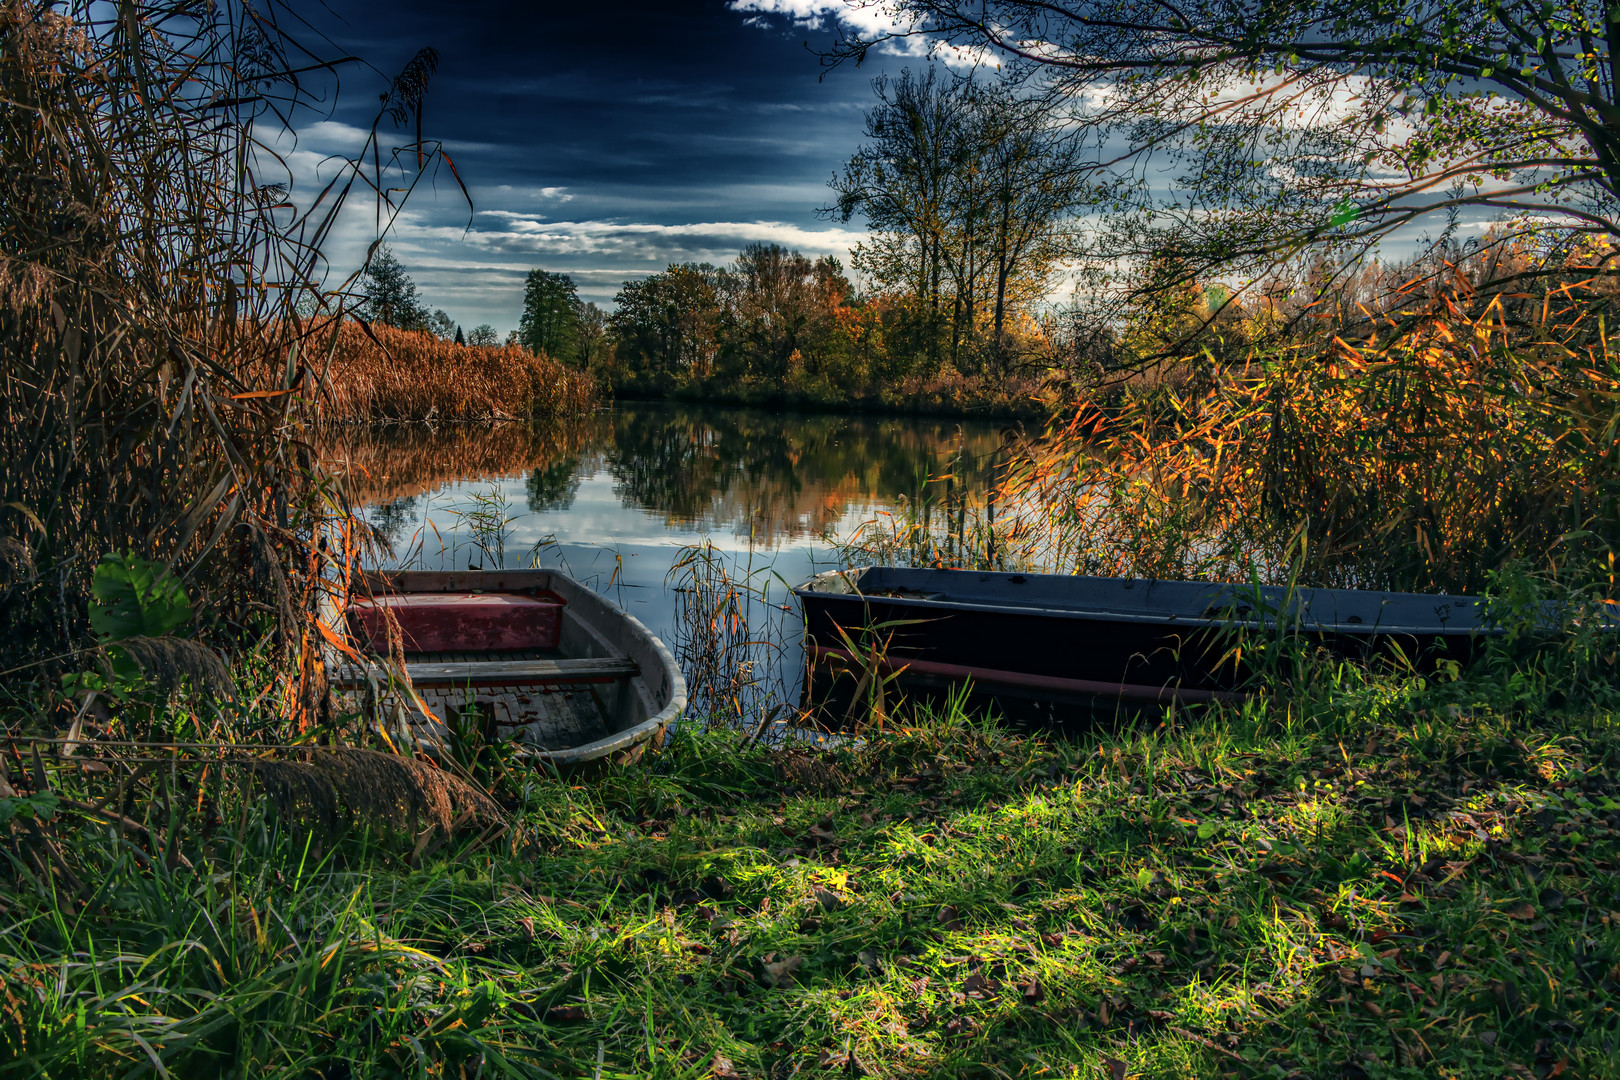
[298,120,373,151]
[729,0,899,36]
[425,212,867,263]
[731,0,995,70]
[494,184,575,202]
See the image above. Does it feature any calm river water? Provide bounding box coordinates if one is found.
[329,404,1011,694]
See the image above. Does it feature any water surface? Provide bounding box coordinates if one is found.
[328,404,1010,694]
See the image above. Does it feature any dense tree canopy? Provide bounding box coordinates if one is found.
[519,269,580,358]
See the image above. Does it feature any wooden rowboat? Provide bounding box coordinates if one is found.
[332,570,685,765]
[795,566,1506,714]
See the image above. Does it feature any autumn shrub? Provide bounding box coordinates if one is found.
[1007,276,1620,593]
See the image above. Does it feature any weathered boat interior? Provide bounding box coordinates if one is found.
[331,569,685,765]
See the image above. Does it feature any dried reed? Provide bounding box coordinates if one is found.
[0,1,458,719]
[666,542,790,729]
[1009,272,1620,592]
[298,321,595,422]
[249,747,500,839]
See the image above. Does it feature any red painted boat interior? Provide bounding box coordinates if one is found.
[347,591,567,653]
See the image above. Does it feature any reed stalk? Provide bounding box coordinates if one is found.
[0,1,460,727]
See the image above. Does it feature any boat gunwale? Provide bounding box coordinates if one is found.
[792,568,1498,639]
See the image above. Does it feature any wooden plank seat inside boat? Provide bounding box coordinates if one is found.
[347,591,567,653]
[330,657,640,688]
[331,642,642,754]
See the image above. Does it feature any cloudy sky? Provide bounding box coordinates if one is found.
[292,0,922,334]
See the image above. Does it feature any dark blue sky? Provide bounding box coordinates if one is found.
[301,0,916,332]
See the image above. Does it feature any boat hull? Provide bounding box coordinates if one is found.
[794,567,1489,716]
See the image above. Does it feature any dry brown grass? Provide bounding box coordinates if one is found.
[249,747,501,839]
[306,321,595,422]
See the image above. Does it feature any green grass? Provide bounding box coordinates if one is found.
[5,673,1620,1079]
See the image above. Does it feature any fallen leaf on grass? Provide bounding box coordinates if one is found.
[1505,901,1538,920]
[1103,1057,1127,1080]
[961,972,998,999]
[812,886,847,912]
[710,1052,740,1079]
[817,1048,867,1074]
[761,954,805,987]
[547,1004,585,1022]
[1020,978,1044,1003]
[937,905,964,931]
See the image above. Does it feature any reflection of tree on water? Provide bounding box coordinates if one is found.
[369,495,419,543]
[330,405,1008,547]
[526,457,581,513]
[319,419,596,506]
[605,406,1005,543]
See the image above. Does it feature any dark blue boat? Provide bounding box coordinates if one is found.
[794,566,1496,712]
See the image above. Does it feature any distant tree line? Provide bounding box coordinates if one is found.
[352,68,1086,406]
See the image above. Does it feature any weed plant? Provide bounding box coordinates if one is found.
[1010,276,1620,594]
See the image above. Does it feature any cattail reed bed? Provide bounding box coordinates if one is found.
[296,321,596,422]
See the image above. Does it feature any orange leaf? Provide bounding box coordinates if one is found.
[315,618,363,662]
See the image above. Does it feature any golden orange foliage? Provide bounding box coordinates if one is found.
[304,321,594,422]
[1009,273,1620,593]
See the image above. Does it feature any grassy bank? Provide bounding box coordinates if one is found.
[5,659,1618,1078]
[308,321,596,422]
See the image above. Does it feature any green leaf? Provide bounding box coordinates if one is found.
[1136,867,1154,889]
[1197,821,1221,840]
[1328,200,1361,228]
[0,791,59,825]
[88,551,191,642]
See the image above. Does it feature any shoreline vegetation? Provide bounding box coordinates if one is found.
[610,371,1046,420]
[299,320,596,422]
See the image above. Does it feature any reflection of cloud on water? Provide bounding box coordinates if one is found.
[403,472,879,557]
